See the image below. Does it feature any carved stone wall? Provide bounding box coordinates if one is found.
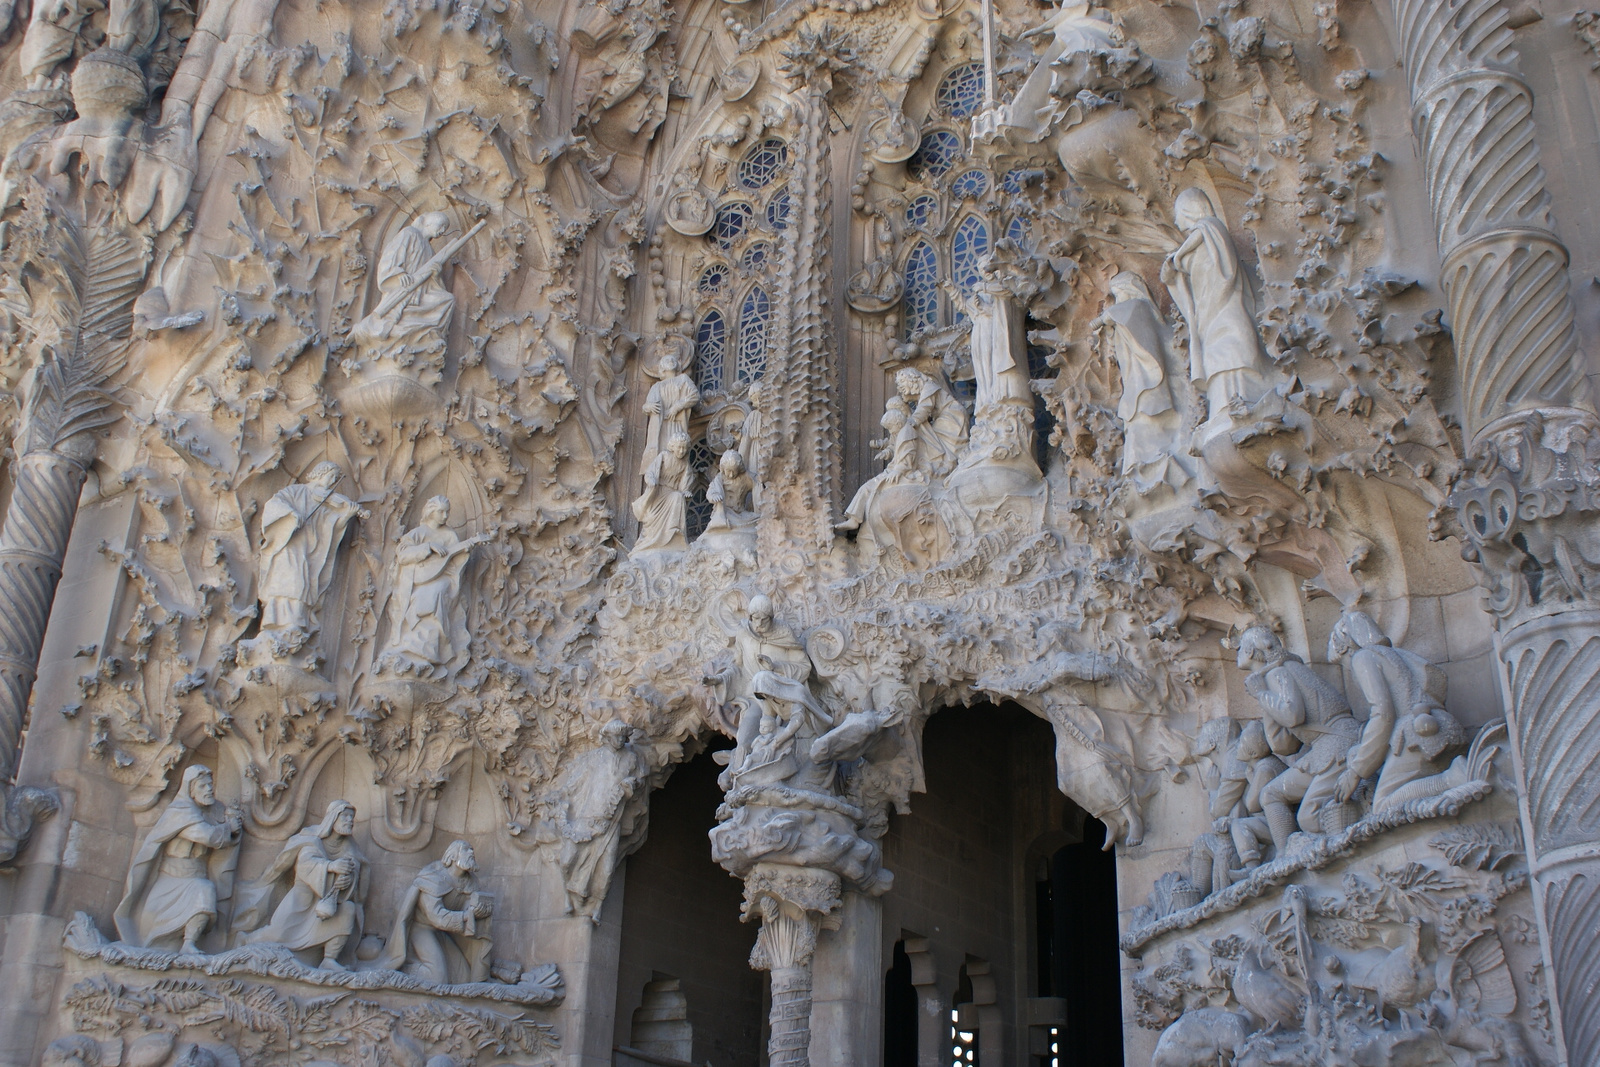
[0,0,1594,1063]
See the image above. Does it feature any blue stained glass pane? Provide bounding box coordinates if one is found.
[711,202,754,250]
[742,241,773,272]
[1006,216,1029,244]
[737,286,771,382]
[687,436,715,540]
[905,194,938,231]
[907,130,962,182]
[902,241,939,337]
[936,62,985,118]
[951,169,989,198]
[951,215,990,292]
[1001,167,1033,194]
[738,138,788,189]
[766,188,793,230]
[696,311,726,393]
[699,263,728,293]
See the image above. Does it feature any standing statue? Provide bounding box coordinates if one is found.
[948,256,1032,407]
[235,799,368,970]
[704,449,756,533]
[894,368,968,477]
[1160,188,1272,421]
[736,381,765,509]
[379,839,495,984]
[254,462,363,655]
[1236,627,1361,848]
[632,430,694,553]
[541,720,651,920]
[350,212,460,363]
[379,496,491,679]
[113,765,242,953]
[1096,271,1184,479]
[640,341,701,480]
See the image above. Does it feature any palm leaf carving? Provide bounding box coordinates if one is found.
[19,205,150,455]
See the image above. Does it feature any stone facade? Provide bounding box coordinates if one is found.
[0,0,1593,1063]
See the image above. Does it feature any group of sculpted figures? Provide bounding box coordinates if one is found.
[107,765,501,985]
[1177,609,1495,908]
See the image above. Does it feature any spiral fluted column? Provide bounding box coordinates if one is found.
[1392,0,1600,1058]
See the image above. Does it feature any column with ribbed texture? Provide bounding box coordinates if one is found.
[1390,0,1600,1059]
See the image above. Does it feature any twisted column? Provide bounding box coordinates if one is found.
[1391,0,1600,1058]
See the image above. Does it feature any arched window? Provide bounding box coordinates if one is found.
[903,241,939,337]
[907,130,962,182]
[696,311,727,393]
[687,437,715,540]
[951,215,991,323]
[739,138,788,189]
[711,202,754,250]
[906,194,939,232]
[737,286,771,382]
[699,263,728,294]
[766,187,794,230]
[951,169,989,199]
[936,62,986,118]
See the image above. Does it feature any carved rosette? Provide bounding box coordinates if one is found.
[744,863,842,1067]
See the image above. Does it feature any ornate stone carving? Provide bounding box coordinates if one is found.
[537,719,650,920]
[377,497,491,681]
[378,840,496,985]
[232,799,368,970]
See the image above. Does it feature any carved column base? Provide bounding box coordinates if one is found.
[744,863,843,1067]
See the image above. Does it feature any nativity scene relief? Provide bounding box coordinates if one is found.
[0,0,1592,1064]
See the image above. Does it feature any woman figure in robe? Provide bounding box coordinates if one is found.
[236,799,368,969]
[380,496,490,678]
[949,258,1032,408]
[114,765,242,953]
[1160,188,1272,419]
[632,431,694,552]
[351,212,457,361]
[256,461,362,648]
[1097,271,1184,478]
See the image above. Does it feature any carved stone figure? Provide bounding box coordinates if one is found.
[379,496,491,679]
[948,255,1032,408]
[351,212,460,366]
[253,462,363,657]
[664,171,715,236]
[989,0,1120,140]
[704,449,755,533]
[846,216,904,314]
[1236,627,1360,848]
[736,380,765,508]
[894,368,967,478]
[379,839,495,984]
[631,430,694,552]
[113,766,242,953]
[1096,271,1186,481]
[640,342,701,477]
[235,799,368,969]
[541,719,650,920]
[1189,718,1284,894]
[19,0,96,88]
[836,396,917,533]
[1327,610,1457,809]
[1161,188,1272,423]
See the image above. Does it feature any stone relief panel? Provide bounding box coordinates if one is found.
[0,0,1588,1059]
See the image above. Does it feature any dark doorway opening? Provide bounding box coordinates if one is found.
[1034,816,1125,1066]
[884,939,917,1067]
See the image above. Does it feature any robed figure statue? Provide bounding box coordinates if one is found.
[255,462,362,653]
[235,799,369,970]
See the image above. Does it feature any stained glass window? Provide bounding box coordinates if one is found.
[1006,216,1029,245]
[906,194,939,231]
[738,138,788,190]
[1001,167,1034,194]
[737,286,771,382]
[711,202,754,250]
[951,170,989,199]
[686,436,715,540]
[699,263,728,294]
[766,188,793,231]
[951,215,990,294]
[903,241,939,337]
[695,311,726,393]
[741,241,773,272]
[907,130,962,182]
[936,62,985,119]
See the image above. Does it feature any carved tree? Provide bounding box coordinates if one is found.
[0,197,148,863]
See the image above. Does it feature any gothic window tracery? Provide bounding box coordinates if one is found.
[695,311,726,394]
[737,286,772,383]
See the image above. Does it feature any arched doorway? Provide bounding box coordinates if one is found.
[1034,815,1125,1066]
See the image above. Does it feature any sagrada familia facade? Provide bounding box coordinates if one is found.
[0,0,1592,1061]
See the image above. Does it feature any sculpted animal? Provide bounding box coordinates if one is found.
[1153,1008,1256,1067]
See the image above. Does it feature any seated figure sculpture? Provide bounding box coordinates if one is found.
[113,765,242,953]
[704,448,755,533]
[350,211,458,370]
[1236,627,1360,848]
[235,799,369,970]
[379,839,495,984]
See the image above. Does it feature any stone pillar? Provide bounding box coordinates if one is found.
[538,869,626,1067]
[745,863,842,1067]
[808,890,883,1067]
[1388,0,1600,1060]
